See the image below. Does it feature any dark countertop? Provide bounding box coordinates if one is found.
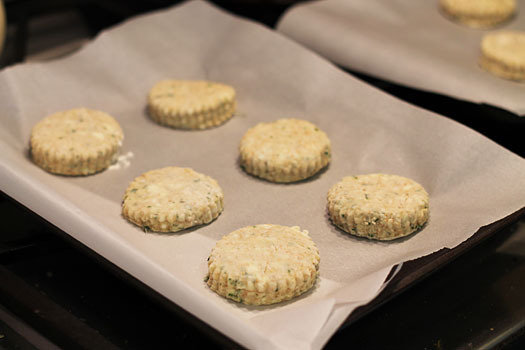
[1,1,524,349]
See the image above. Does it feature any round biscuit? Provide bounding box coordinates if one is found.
[327,174,429,241]
[147,80,236,130]
[439,0,516,28]
[239,118,331,183]
[122,167,224,232]
[480,30,525,81]
[30,108,124,176]
[206,224,320,305]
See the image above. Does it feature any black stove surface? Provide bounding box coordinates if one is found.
[1,1,524,349]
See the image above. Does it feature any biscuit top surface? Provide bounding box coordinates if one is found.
[209,224,319,284]
[328,174,428,213]
[482,31,525,64]
[240,118,330,162]
[148,80,235,111]
[123,167,222,212]
[31,108,123,152]
[440,0,516,16]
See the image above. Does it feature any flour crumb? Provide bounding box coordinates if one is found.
[109,151,134,170]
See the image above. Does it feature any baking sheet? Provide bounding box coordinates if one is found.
[277,0,525,116]
[1,1,525,349]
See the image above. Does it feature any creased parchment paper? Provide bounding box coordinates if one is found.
[277,0,525,116]
[1,1,525,349]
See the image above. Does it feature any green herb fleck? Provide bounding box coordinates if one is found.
[131,188,137,193]
[143,226,151,233]
[228,292,240,300]
[365,194,369,200]
[411,224,424,231]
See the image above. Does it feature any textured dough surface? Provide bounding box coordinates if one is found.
[30,108,124,175]
[480,30,525,81]
[239,118,331,183]
[439,0,516,28]
[206,224,320,305]
[122,167,224,232]
[147,80,236,129]
[327,174,429,240]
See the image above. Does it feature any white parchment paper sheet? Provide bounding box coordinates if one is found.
[277,0,525,115]
[1,1,525,349]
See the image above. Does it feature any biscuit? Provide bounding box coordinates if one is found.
[122,167,224,232]
[480,30,525,81]
[206,224,320,305]
[239,118,331,183]
[147,80,236,130]
[439,0,516,28]
[30,108,124,176]
[327,174,429,241]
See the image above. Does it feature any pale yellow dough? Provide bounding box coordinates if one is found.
[147,80,236,130]
[122,167,224,232]
[327,174,429,240]
[439,0,516,28]
[30,108,124,176]
[480,30,525,81]
[239,118,331,183]
[206,224,320,305]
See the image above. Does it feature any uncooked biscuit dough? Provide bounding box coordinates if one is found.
[239,118,331,183]
[147,80,236,130]
[206,224,320,305]
[30,108,124,176]
[327,174,429,240]
[122,167,224,232]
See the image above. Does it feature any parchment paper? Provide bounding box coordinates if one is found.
[1,1,525,349]
[277,0,525,115]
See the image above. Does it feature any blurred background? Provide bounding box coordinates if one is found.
[0,0,305,67]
